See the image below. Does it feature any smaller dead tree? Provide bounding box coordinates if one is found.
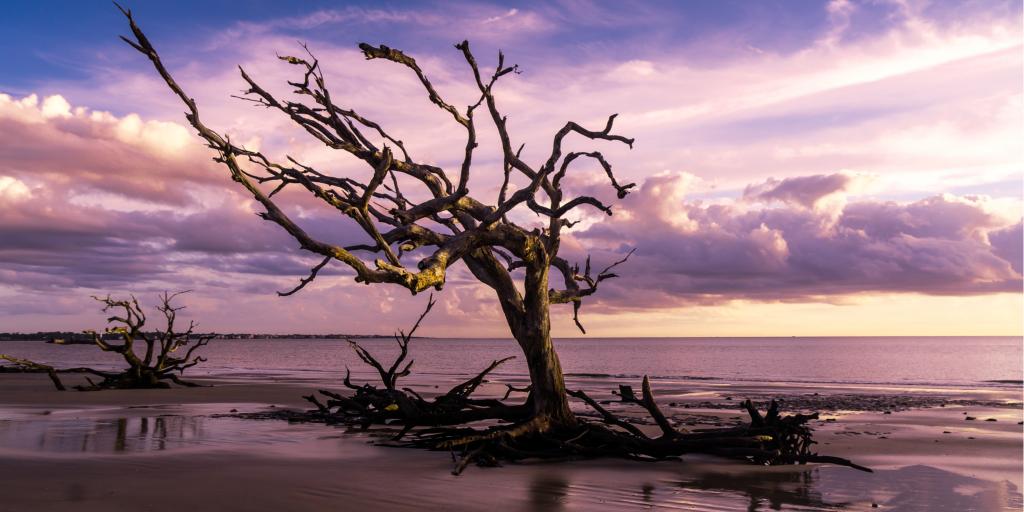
[78,292,212,390]
[1,292,212,391]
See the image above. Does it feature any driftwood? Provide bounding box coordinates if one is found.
[1,292,211,391]
[0,355,66,390]
[612,384,639,403]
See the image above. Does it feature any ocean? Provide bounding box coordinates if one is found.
[2,336,1020,389]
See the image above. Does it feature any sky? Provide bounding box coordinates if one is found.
[0,0,1021,337]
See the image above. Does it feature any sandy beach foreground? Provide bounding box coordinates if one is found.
[0,372,1020,511]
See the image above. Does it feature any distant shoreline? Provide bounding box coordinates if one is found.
[1,334,1019,342]
[0,333,427,342]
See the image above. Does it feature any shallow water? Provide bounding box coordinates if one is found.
[1,336,1021,511]
[0,405,1019,511]
[3,336,1021,388]
[0,407,282,455]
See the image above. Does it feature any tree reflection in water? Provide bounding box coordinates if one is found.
[668,464,1022,511]
[673,468,844,511]
[0,415,205,453]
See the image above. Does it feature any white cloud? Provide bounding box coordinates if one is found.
[483,8,519,24]
[40,95,72,119]
[0,176,31,202]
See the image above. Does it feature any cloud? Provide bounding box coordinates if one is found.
[743,172,862,209]
[40,0,1020,206]
[1,2,1020,335]
[483,8,519,24]
[988,221,1023,275]
[0,93,350,295]
[573,172,1022,309]
[0,93,222,206]
[226,3,554,45]
[0,176,30,201]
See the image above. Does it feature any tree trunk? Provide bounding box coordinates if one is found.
[515,325,575,426]
[463,248,576,428]
[514,248,576,427]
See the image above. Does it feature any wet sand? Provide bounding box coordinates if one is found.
[0,372,1020,511]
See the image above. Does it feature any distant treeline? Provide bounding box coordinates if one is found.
[0,332,415,342]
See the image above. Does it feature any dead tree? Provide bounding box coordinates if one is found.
[119,5,630,427]
[1,292,210,391]
[118,5,867,473]
[76,292,212,390]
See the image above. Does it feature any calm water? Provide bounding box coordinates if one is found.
[2,336,1020,388]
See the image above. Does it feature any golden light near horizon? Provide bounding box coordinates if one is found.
[553,293,1023,338]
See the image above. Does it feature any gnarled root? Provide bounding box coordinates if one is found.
[289,299,869,475]
[568,377,872,473]
[303,352,527,431]
[414,385,870,475]
[300,363,871,474]
[71,371,206,391]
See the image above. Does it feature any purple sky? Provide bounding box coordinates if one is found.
[0,1,1021,337]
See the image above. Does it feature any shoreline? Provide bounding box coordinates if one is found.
[1,372,1021,511]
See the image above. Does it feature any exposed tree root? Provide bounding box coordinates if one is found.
[287,300,871,476]
[381,383,872,475]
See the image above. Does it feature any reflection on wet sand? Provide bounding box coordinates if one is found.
[528,473,570,511]
[666,465,1022,511]
[669,468,843,511]
[814,464,1023,512]
[0,409,1019,511]
[0,415,205,453]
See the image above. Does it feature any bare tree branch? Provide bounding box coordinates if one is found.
[279,256,332,296]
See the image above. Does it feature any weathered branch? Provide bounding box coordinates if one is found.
[120,7,636,340]
[279,256,332,296]
[345,295,435,390]
[444,356,515,400]
[639,375,676,437]
[548,249,636,333]
[0,355,66,391]
[359,43,469,127]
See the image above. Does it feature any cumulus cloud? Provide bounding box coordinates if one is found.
[988,221,1023,275]
[743,172,862,209]
[0,92,512,335]
[0,94,354,294]
[574,172,1022,308]
[0,93,223,206]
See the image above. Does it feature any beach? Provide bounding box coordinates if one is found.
[1,364,1020,511]
[2,0,1023,509]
